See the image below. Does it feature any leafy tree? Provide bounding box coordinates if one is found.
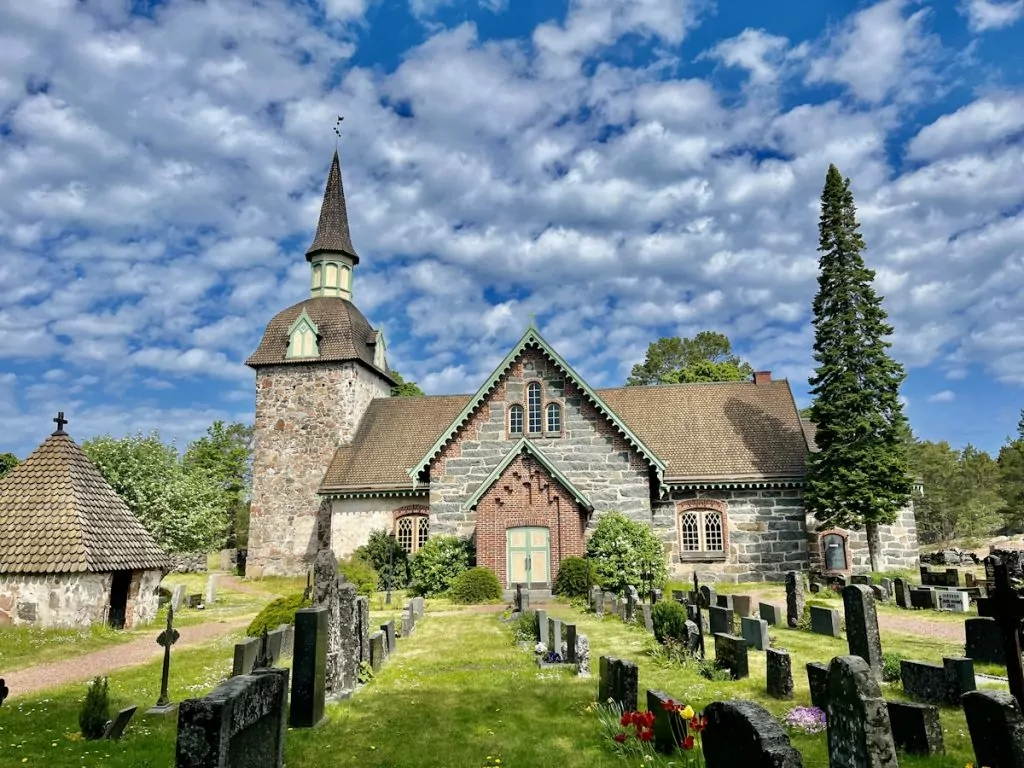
[627,331,754,386]
[803,165,914,572]
[799,407,813,420]
[909,440,962,544]
[355,529,410,590]
[182,421,253,548]
[82,431,226,554]
[957,444,1002,541]
[0,452,18,479]
[584,512,666,594]
[390,370,425,397]
[409,535,472,596]
[999,410,1024,532]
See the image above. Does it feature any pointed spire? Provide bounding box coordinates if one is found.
[306,150,359,264]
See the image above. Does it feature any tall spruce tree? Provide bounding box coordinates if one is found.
[804,164,914,572]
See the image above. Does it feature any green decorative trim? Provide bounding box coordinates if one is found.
[462,438,593,512]
[409,326,666,481]
[285,309,320,359]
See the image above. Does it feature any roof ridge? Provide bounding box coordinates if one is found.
[60,436,95,570]
[596,379,789,393]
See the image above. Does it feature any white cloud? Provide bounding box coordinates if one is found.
[927,390,956,403]
[706,29,791,85]
[960,0,1024,31]
[906,92,1024,161]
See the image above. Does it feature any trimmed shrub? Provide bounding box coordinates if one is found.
[585,512,667,594]
[246,592,310,638]
[410,535,472,596]
[651,600,689,645]
[355,529,410,590]
[553,556,596,598]
[338,555,379,596]
[79,676,110,740]
[449,567,503,604]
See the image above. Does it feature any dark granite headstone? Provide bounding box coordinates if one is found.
[825,655,898,768]
[647,689,687,755]
[598,655,616,702]
[786,571,805,628]
[807,662,829,710]
[187,593,203,609]
[380,620,396,656]
[176,667,289,768]
[758,602,783,626]
[369,631,385,672]
[716,594,734,611]
[886,701,944,756]
[266,627,286,667]
[766,648,793,700]
[615,659,639,712]
[564,623,577,663]
[672,589,686,604]
[289,606,326,728]
[851,575,871,586]
[966,616,1013,665]
[684,620,702,655]
[910,587,937,610]
[709,605,734,636]
[740,616,769,650]
[702,700,803,768]
[232,638,260,677]
[900,657,976,706]
[700,585,716,609]
[809,605,841,637]
[842,585,883,679]
[893,578,910,609]
[963,690,1024,768]
[732,595,752,617]
[714,633,749,679]
[103,706,137,740]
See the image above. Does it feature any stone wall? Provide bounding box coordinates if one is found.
[247,361,392,577]
[808,502,920,573]
[0,569,162,629]
[429,347,652,541]
[168,552,208,573]
[656,488,808,583]
[328,495,430,559]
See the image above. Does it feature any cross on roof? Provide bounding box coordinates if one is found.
[52,411,68,435]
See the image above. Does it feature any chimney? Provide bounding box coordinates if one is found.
[753,371,772,385]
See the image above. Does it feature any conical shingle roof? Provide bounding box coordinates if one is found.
[306,150,359,264]
[0,427,169,574]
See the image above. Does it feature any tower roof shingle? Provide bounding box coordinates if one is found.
[306,150,359,263]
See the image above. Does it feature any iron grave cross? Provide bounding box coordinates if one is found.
[692,571,706,660]
[977,556,1024,710]
[53,411,68,435]
[154,606,180,708]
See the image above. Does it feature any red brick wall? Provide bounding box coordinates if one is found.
[475,452,587,587]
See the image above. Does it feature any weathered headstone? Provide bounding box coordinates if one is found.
[412,596,425,619]
[842,585,883,679]
[806,662,829,711]
[963,689,1024,768]
[714,633,749,679]
[205,574,217,605]
[380,620,397,656]
[232,637,260,677]
[709,605,734,636]
[369,631,385,672]
[851,574,871,586]
[625,585,639,623]
[647,689,686,755]
[881,577,894,596]
[786,571,805,628]
[809,605,841,637]
[334,583,360,696]
[732,595,753,617]
[598,656,617,702]
[758,602,783,626]
[176,668,289,768]
[641,604,654,633]
[616,659,638,712]
[102,706,137,740]
[290,606,327,728]
[356,595,370,664]
[936,589,970,612]
[534,609,547,644]
[766,648,793,699]
[978,555,1024,710]
[893,578,910,609]
[886,701,944,756]
[870,584,888,602]
[604,592,617,617]
[591,586,604,616]
[149,606,180,713]
[188,593,203,609]
[900,657,976,706]
[672,589,686,604]
[700,585,716,609]
[965,616,1010,665]
[716,594,734,611]
[564,623,577,664]
[576,634,591,677]
[401,606,415,638]
[684,620,702,655]
[171,584,186,612]
[910,587,937,610]
[549,618,563,659]
[651,588,663,604]
[825,655,898,768]
[702,700,803,768]
[278,624,294,658]
[740,616,769,651]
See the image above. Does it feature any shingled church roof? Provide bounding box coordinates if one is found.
[0,419,169,574]
[306,150,359,263]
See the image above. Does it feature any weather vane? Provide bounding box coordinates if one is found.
[333,115,343,147]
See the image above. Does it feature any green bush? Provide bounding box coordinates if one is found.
[246,592,310,638]
[338,555,379,596]
[511,610,537,643]
[696,658,733,682]
[553,556,596,598]
[449,567,503,604]
[651,600,689,645]
[882,652,903,683]
[79,676,110,740]
[355,529,410,590]
[585,512,667,594]
[410,535,472,596]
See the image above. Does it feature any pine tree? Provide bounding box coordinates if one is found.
[804,164,914,572]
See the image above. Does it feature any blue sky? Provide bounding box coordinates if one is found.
[1,0,1023,459]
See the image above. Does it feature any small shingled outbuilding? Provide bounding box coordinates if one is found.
[0,413,169,629]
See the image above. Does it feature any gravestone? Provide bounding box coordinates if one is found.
[716,594,734,611]
[732,595,753,617]
[700,585,716,609]
[515,583,529,613]
[702,700,803,768]
[576,634,591,677]
[684,620,702,655]
[758,602,783,626]
[625,586,639,623]
[651,588,663,604]
[842,585,883,679]
[740,616,769,651]
[766,648,794,699]
[806,662,829,711]
[549,618,563,659]
[870,584,888,602]
[672,589,686,604]
[616,659,638,712]
[965,616,1010,665]
[963,689,1024,768]
[641,604,654,633]
[809,605,841,637]
[977,555,1024,710]
[401,606,415,638]
[289,606,327,728]
[825,655,898,768]
[893,578,910,609]
[647,689,686,755]
[356,596,370,664]
[369,632,385,672]
[188,594,203,609]
[265,627,287,667]
[886,701,944,756]
[412,596,425,619]
[937,589,970,612]
[714,634,749,679]
[534,609,547,645]
[809,581,822,594]
[176,667,289,768]
[171,584,186,612]
[881,577,894,596]
[598,656,617,702]
[920,566,960,588]
[102,706,137,740]
[708,606,734,636]
[380,620,397,656]
[205,575,217,605]
[591,586,604,616]
[232,638,260,677]
[333,583,360,696]
[564,623,578,664]
[910,587,936,610]
[851,574,871,586]
[900,657,976,706]
[785,571,805,628]
[604,592,617,617]
[149,606,180,714]
[278,624,294,659]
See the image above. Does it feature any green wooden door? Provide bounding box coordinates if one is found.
[507,527,550,588]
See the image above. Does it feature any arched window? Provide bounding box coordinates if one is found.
[822,532,849,572]
[509,405,524,435]
[546,403,562,434]
[527,382,542,433]
[677,504,727,559]
[396,514,429,555]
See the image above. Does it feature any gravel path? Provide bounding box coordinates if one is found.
[4,617,252,700]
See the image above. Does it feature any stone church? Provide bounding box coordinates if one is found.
[245,152,920,586]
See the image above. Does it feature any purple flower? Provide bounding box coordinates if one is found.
[783,706,827,735]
